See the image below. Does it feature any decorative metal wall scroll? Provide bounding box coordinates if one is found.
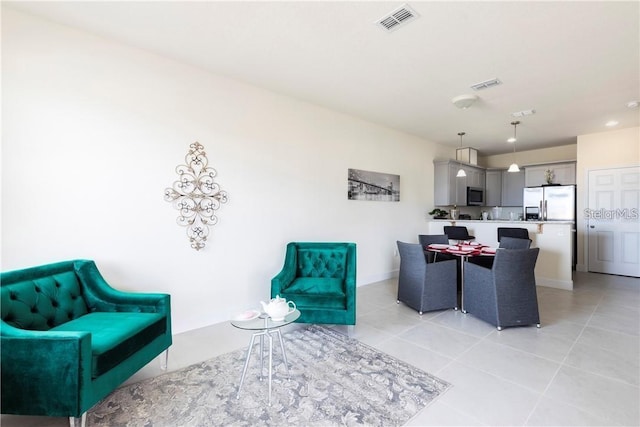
[164,142,228,250]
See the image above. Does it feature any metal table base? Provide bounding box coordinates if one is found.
[232,310,300,406]
[237,327,290,405]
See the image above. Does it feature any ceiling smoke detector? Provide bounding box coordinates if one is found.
[375,4,419,32]
[452,94,479,109]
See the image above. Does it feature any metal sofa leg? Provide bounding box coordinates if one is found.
[70,413,86,427]
[343,325,355,338]
[160,348,169,370]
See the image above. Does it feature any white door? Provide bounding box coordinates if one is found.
[587,166,640,277]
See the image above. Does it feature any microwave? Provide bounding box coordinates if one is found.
[466,187,484,206]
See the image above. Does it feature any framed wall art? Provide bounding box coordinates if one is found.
[348,168,400,202]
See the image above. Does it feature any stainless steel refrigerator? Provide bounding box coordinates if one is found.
[523,185,576,221]
[523,184,577,267]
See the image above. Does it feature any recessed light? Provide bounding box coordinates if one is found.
[627,100,639,109]
[605,120,619,127]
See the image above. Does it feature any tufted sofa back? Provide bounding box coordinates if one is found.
[1,262,89,331]
[296,245,348,279]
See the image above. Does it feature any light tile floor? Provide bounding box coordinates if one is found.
[3,271,638,426]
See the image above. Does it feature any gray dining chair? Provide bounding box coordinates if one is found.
[498,236,532,249]
[497,227,529,242]
[396,241,458,315]
[468,236,532,269]
[443,226,475,242]
[418,234,454,263]
[463,248,540,330]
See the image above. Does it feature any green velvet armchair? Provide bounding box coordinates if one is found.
[271,242,356,325]
[0,260,172,426]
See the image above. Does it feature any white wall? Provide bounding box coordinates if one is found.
[576,127,640,271]
[1,9,452,333]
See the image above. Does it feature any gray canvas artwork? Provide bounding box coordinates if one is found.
[348,168,400,201]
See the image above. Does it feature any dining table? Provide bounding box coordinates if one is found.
[426,241,496,312]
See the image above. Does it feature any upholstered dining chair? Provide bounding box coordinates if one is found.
[396,241,458,315]
[463,248,541,330]
[271,242,356,325]
[468,236,532,269]
[417,234,454,263]
[443,226,475,242]
[498,236,532,249]
[497,227,529,242]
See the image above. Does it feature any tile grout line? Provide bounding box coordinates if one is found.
[521,287,608,426]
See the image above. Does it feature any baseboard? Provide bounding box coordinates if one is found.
[536,276,573,290]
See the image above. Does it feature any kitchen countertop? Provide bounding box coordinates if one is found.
[430,219,575,224]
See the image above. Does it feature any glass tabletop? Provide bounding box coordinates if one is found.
[230,309,301,331]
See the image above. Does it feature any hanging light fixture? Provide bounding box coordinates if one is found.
[507,121,520,172]
[456,132,467,177]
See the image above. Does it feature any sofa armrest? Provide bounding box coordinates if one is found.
[74,260,170,315]
[1,322,92,417]
[344,243,357,301]
[271,243,298,297]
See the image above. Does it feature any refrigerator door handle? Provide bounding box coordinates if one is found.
[539,200,543,220]
[544,200,548,221]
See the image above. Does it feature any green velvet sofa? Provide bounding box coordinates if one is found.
[0,259,172,425]
[271,242,356,325]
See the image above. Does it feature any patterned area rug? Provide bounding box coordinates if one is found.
[88,325,450,426]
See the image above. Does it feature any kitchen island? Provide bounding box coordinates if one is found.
[428,219,574,290]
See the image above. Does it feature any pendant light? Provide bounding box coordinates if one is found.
[456,132,467,177]
[507,121,520,172]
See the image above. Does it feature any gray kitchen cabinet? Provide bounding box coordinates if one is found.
[466,166,485,189]
[485,170,502,207]
[501,169,525,206]
[434,161,460,206]
[525,162,576,186]
[434,160,485,206]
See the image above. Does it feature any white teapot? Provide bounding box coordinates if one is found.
[260,295,296,321]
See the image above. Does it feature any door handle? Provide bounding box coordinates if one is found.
[539,200,543,220]
[590,225,595,228]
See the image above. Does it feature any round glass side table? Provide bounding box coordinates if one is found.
[230,309,301,406]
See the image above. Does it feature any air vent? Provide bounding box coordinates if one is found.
[512,109,536,118]
[375,4,419,32]
[470,78,502,91]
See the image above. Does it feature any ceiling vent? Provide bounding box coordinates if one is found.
[470,78,502,91]
[375,4,419,32]
[512,109,536,118]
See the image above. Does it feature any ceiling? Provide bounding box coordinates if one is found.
[5,1,640,155]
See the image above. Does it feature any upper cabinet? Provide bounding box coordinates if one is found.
[524,162,576,187]
[484,169,524,207]
[435,160,575,208]
[501,169,525,206]
[485,170,502,207]
[466,166,486,189]
[433,160,485,206]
